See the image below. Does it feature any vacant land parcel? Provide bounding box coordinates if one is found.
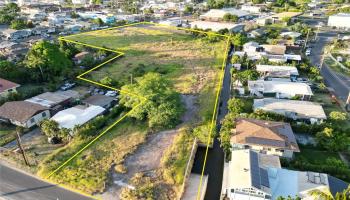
[38,23,229,199]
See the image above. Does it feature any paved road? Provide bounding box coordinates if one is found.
[192,44,233,200]
[309,32,350,101]
[0,162,94,200]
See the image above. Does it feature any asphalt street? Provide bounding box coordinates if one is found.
[309,31,350,101]
[192,44,233,200]
[0,162,94,200]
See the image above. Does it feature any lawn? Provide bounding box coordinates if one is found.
[37,23,229,195]
[0,123,16,147]
[66,24,228,141]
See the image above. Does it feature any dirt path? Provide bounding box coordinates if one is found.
[100,94,198,200]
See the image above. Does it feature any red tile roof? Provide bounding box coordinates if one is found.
[0,78,20,93]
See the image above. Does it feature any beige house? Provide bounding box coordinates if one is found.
[0,101,50,128]
[231,118,299,158]
[0,78,20,98]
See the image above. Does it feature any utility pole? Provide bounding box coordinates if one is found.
[15,128,29,166]
[130,73,133,84]
[304,28,310,49]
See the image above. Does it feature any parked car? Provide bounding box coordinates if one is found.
[60,82,76,91]
[305,49,311,56]
[105,90,118,97]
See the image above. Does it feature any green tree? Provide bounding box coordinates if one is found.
[40,119,69,143]
[184,5,194,14]
[223,13,238,22]
[329,111,347,121]
[308,186,350,200]
[227,98,244,114]
[25,41,72,81]
[10,19,27,30]
[231,33,248,50]
[119,72,184,128]
[93,18,104,26]
[0,3,20,24]
[252,0,264,4]
[316,127,349,151]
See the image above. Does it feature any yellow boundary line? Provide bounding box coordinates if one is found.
[46,21,230,200]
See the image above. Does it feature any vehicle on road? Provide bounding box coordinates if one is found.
[305,48,311,56]
[60,82,76,91]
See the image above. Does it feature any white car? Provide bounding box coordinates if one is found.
[105,91,117,97]
[305,49,311,56]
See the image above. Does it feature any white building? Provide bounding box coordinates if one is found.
[328,13,350,29]
[224,149,280,200]
[223,150,349,200]
[241,5,262,13]
[248,80,313,100]
[200,8,250,21]
[232,118,300,158]
[253,98,327,124]
[256,65,299,77]
[0,101,50,128]
[51,105,105,130]
[190,21,244,32]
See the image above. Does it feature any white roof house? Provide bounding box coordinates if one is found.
[248,80,313,99]
[241,5,262,13]
[190,21,244,32]
[328,13,350,29]
[224,149,281,200]
[224,150,349,200]
[51,105,105,130]
[253,98,327,124]
[200,8,250,21]
[280,31,302,38]
[268,168,348,200]
[256,65,299,77]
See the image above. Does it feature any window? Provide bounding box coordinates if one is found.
[30,118,35,123]
[8,89,13,92]
[42,112,46,117]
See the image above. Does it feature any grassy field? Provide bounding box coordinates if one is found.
[67,24,228,140]
[37,24,228,195]
[0,123,16,146]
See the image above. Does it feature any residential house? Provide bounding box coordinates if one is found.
[241,5,263,14]
[73,51,91,65]
[253,98,327,124]
[261,45,286,55]
[0,43,29,61]
[200,8,251,21]
[190,21,245,32]
[25,92,72,115]
[280,31,302,39]
[223,149,349,200]
[328,13,350,29]
[248,80,313,100]
[0,78,20,98]
[256,65,299,79]
[1,29,32,40]
[247,28,265,38]
[256,12,302,25]
[223,149,280,200]
[82,94,116,109]
[51,105,105,130]
[231,118,300,158]
[0,101,50,128]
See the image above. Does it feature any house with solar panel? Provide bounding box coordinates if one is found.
[222,149,349,200]
[231,118,300,158]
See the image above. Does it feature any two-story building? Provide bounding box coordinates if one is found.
[231,118,300,158]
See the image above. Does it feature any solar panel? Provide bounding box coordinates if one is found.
[260,168,270,187]
[250,151,262,189]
